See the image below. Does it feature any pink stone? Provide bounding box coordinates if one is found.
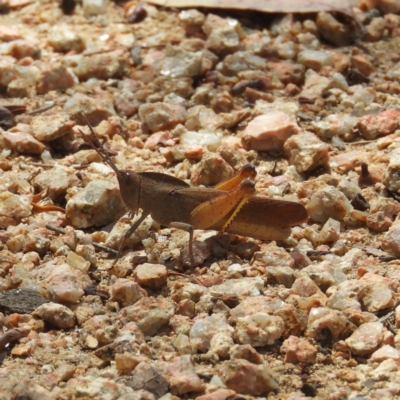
[218,359,278,396]
[121,322,146,342]
[299,69,331,101]
[176,299,195,318]
[291,277,325,297]
[382,330,395,347]
[241,110,301,151]
[229,344,264,364]
[330,150,367,173]
[32,302,75,329]
[3,131,46,155]
[382,224,400,258]
[196,389,237,400]
[0,26,22,41]
[358,110,400,140]
[370,345,400,363]
[190,152,233,186]
[109,278,147,307]
[144,131,171,150]
[166,355,205,395]
[268,62,304,85]
[37,63,76,94]
[359,272,395,289]
[281,336,317,364]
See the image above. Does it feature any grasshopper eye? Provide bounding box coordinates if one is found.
[119,171,130,181]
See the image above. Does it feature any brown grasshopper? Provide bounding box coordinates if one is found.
[80,120,308,267]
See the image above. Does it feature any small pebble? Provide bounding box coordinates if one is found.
[119,297,175,336]
[30,113,75,142]
[234,312,284,347]
[66,180,125,228]
[139,102,187,133]
[82,0,107,16]
[281,336,317,364]
[318,218,341,244]
[47,28,85,53]
[297,50,333,71]
[33,302,76,329]
[134,263,167,290]
[284,131,330,173]
[218,359,279,395]
[66,251,90,273]
[190,152,233,186]
[345,322,384,356]
[109,278,147,307]
[190,314,233,352]
[307,186,353,223]
[203,14,240,56]
[0,191,32,228]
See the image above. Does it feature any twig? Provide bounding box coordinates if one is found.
[347,140,375,146]
[83,48,123,56]
[45,224,67,235]
[26,163,56,168]
[45,224,118,255]
[167,270,202,285]
[28,102,57,115]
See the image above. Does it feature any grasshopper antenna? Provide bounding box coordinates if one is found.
[78,112,122,177]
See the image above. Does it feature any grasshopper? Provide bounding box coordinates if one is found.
[80,119,308,267]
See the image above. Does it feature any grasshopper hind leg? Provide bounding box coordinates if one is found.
[169,222,195,270]
[214,164,256,191]
[190,179,256,230]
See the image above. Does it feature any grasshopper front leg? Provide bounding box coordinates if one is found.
[113,211,150,265]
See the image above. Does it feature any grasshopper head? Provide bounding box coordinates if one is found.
[116,169,141,214]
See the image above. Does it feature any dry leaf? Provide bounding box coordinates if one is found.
[143,0,363,13]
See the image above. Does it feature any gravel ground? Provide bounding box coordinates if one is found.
[1,0,400,399]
